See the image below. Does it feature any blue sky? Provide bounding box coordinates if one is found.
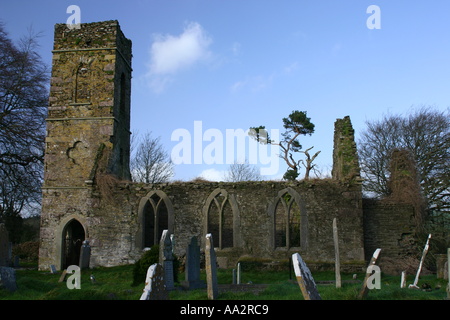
[1,1,449,181]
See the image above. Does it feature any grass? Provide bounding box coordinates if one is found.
[1,263,448,301]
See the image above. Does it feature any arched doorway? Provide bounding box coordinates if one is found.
[62,219,85,269]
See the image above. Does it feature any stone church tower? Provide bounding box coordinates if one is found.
[39,21,132,270]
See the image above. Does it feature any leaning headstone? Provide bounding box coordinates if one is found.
[79,240,91,270]
[140,263,168,300]
[409,234,431,289]
[182,236,205,290]
[332,218,341,288]
[0,224,10,267]
[358,248,381,299]
[50,264,57,274]
[58,270,67,283]
[0,266,17,292]
[159,230,175,290]
[292,253,321,300]
[205,233,218,300]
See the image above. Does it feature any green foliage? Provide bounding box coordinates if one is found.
[282,110,315,135]
[283,169,299,181]
[131,245,180,286]
[248,125,272,144]
[132,245,160,286]
[12,241,39,262]
[250,110,318,181]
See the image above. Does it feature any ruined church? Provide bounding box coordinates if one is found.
[38,20,419,272]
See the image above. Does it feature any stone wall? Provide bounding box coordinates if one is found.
[362,198,417,261]
[41,179,364,270]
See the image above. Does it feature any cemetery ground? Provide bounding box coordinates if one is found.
[0,261,448,300]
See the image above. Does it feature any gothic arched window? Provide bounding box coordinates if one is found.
[271,188,308,250]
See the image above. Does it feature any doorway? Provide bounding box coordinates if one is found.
[62,219,85,269]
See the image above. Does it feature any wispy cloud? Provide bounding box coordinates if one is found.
[230,61,299,93]
[145,22,213,92]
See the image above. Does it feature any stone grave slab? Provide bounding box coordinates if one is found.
[140,263,168,300]
[292,253,321,300]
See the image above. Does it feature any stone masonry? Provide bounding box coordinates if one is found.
[38,20,419,272]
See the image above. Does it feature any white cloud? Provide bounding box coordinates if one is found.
[199,168,226,182]
[148,21,212,76]
[230,75,274,93]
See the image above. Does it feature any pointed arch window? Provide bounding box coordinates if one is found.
[138,190,174,249]
[204,188,241,249]
[272,188,308,250]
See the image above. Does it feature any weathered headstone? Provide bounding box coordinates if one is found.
[50,264,57,274]
[0,266,17,292]
[58,269,67,282]
[332,218,341,288]
[159,230,175,290]
[79,240,91,270]
[400,271,407,288]
[237,262,241,285]
[0,224,10,267]
[292,253,321,300]
[182,236,205,290]
[140,263,168,300]
[409,234,431,289]
[205,233,218,300]
[358,248,381,299]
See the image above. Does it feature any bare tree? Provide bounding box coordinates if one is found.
[131,131,174,184]
[299,146,321,180]
[224,160,262,182]
[358,106,450,213]
[0,23,48,230]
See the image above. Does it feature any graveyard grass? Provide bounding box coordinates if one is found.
[0,263,448,300]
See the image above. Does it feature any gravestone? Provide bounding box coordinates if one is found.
[0,224,10,267]
[159,230,175,290]
[205,233,218,300]
[79,240,91,270]
[50,264,57,274]
[237,262,241,284]
[358,248,381,299]
[332,218,341,288]
[292,253,321,300]
[0,266,17,292]
[140,263,168,300]
[400,271,407,288]
[409,234,431,289]
[182,236,205,290]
